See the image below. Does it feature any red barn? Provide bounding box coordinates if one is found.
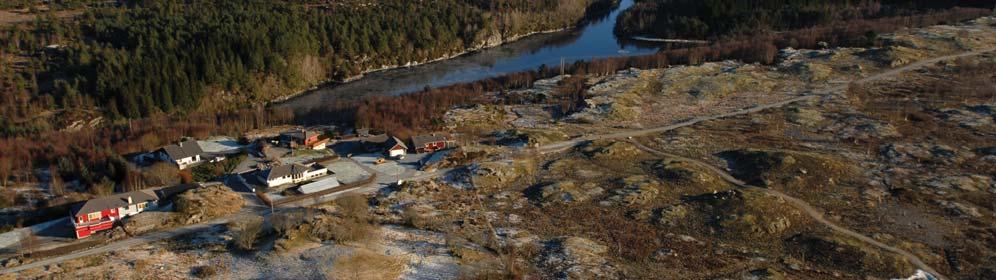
[411,134,448,154]
[70,190,159,239]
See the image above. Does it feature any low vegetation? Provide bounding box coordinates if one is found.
[230,214,265,251]
[324,248,405,280]
[175,185,244,224]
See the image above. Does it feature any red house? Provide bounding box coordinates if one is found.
[281,129,322,149]
[70,190,159,239]
[411,134,448,154]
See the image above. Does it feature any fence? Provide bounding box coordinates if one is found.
[256,175,377,207]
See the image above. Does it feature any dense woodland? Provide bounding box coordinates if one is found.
[0,0,601,223]
[0,0,599,125]
[615,0,996,39]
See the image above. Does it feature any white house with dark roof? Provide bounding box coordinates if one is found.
[157,140,205,169]
[257,163,328,187]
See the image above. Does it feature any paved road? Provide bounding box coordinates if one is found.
[625,140,948,280]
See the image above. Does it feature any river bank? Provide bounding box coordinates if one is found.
[274,0,662,112]
[267,27,572,104]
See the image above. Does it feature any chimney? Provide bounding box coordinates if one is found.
[127,196,133,204]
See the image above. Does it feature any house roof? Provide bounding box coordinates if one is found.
[260,163,323,181]
[362,134,390,144]
[161,140,204,160]
[308,138,331,148]
[281,129,317,141]
[386,136,408,150]
[70,189,159,217]
[298,176,340,194]
[411,134,447,147]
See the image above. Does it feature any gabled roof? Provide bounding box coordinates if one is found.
[386,136,408,150]
[161,140,204,160]
[281,129,318,141]
[260,163,322,181]
[411,134,447,147]
[70,189,159,217]
[308,138,331,148]
[362,134,390,145]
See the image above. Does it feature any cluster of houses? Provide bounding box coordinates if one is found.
[361,133,450,159]
[72,127,453,239]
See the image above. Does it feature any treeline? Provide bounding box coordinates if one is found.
[615,0,996,39]
[0,0,601,125]
[297,6,992,136]
[0,0,102,10]
[0,107,292,208]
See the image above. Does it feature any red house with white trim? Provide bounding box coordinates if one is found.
[411,134,448,154]
[70,190,160,239]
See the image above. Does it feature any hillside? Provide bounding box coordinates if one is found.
[0,0,605,125]
[9,17,995,280]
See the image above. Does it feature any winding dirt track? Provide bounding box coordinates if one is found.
[525,48,996,279]
[625,140,946,280]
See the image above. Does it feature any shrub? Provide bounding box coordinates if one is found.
[231,215,264,251]
[192,265,218,278]
[335,194,370,222]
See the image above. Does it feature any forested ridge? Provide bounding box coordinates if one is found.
[615,0,996,39]
[0,0,600,125]
[0,0,601,216]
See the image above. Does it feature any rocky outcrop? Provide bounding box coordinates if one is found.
[924,175,993,192]
[539,237,618,280]
[531,181,604,206]
[600,176,659,207]
[175,185,245,224]
[880,143,964,166]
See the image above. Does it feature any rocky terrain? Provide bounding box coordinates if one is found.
[9,17,996,280]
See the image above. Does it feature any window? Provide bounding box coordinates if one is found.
[87,212,101,221]
[137,202,147,210]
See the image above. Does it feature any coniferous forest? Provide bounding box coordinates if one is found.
[1,0,599,123]
[615,0,996,39]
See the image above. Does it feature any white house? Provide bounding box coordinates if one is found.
[384,136,408,158]
[258,163,328,187]
[157,140,205,169]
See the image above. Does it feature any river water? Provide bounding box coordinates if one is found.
[278,0,660,112]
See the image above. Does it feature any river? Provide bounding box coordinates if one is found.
[277,0,661,112]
